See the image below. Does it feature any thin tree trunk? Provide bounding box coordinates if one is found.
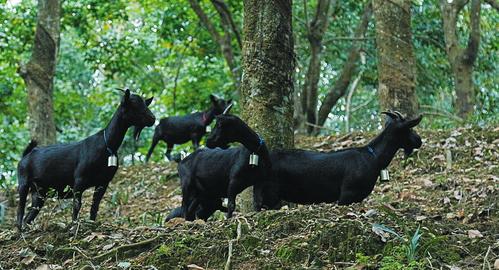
[440,0,481,118]
[239,0,294,212]
[18,0,60,145]
[373,0,419,118]
[315,3,372,131]
[301,0,335,134]
[188,0,241,90]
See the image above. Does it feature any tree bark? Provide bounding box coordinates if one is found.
[301,0,335,134]
[373,0,419,118]
[188,0,241,89]
[18,0,60,145]
[239,0,295,212]
[440,0,481,118]
[315,2,372,131]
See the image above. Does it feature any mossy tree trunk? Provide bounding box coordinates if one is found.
[373,0,418,118]
[440,0,481,119]
[18,0,60,145]
[239,0,295,212]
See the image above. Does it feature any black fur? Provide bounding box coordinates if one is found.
[145,95,231,162]
[164,199,227,222]
[262,112,423,208]
[16,89,155,230]
[178,114,270,220]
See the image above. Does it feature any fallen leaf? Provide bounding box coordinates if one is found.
[21,254,36,265]
[118,261,131,269]
[416,215,427,221]
[103,243,115,251]
[187,264,205,270]
[36,264,62,270]
[467,230,483,239]
[494,258,499,269]
[363,209,377,218]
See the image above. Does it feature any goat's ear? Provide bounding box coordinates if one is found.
[145,97,153,106]
[402,115,423,129]
[209,94,218,103]
[122,89,131,106]
[223,103,233,114]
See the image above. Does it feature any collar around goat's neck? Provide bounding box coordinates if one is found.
[103,130,115,156]
[367,146,376,157]
[253,135,265,155]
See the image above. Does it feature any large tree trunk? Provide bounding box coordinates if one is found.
[373,0,418,118]
[239,0,295,212]
[301,0,335,134]
[440,0,481,118]
[188,0,241,90]
[315,2,372,132]
[18,0,60,145]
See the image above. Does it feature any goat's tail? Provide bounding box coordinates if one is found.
[22,140,37,157]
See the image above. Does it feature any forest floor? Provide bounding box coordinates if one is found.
[0,127,498,270]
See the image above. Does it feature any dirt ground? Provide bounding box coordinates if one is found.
[0,127,497,269]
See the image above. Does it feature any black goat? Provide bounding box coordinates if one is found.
[262,111,423,208]
[16,89,155,230]
[145,94,231,162]
[178,112,270,220]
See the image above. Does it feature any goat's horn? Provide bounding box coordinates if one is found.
[115,88,126,93]
[381,111,398,119]
[393,111,404,119]
[223,103,233,114]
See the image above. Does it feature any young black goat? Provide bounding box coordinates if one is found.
[178,112,270,220]
[145,95,231,162]
[16,89,155,230]
[262,111,423,208]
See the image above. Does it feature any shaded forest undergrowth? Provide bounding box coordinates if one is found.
[0,127,498,269]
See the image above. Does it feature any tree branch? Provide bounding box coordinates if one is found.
[316,2,373,128]
[211,0,242,49]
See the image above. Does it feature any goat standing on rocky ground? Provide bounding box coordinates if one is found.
[16,89,155,230]
[178,109,271,220]
[261,111,423,209]
[145,94,231,162]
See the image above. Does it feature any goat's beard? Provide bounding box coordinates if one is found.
[403,147,414,158]
[133,126,144,141]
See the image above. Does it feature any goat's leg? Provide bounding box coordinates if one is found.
[90,184,109,221]
[16,183,29,230]
[145,132,160,163]
[186,198,200,221]
[252,182,264,212]
[72,182,85,221]
[226,183,239,218]
[338,192,360,206]
[24,189,47,225]
[165,143,174,161]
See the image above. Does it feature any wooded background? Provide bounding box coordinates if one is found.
[0,0,497,189]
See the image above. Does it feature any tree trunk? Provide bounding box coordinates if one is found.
[316,2,372,131]
[18,0,60,145]
[239,0,295,212]
[440,0,481,118]
[301,0,335,134]
[373,0,418,118]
